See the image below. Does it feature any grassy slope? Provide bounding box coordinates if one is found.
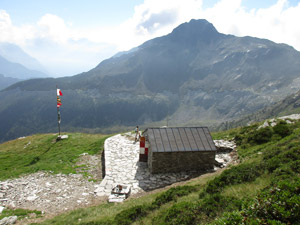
[0,133,109,180]
[38,120,300,225]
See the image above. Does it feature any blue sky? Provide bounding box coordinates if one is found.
[1,0,144,27]
[3,0,298,27]
[1,0,300,76]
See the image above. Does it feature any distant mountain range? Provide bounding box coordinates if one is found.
[0,74,21,91]
[0,43,48,90]
[1,19,300,142]
[0,42,48,74]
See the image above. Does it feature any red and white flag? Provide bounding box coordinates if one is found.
[57,89,63,96]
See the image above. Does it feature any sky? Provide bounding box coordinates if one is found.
[0,0,300,77]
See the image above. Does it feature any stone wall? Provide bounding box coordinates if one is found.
[148,150,216,174]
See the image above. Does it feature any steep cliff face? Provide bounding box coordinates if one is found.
[1,19,300,142]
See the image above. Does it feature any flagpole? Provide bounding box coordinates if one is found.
[56,85,61,137]
[57,107,61,136]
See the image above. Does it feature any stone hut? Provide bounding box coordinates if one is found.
[143,127,217,174]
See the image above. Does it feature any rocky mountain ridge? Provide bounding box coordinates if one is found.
[1,19,300,142]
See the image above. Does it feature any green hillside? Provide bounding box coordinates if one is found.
[35,119,300,225]
[0,133,109,181]
[1,120,299,224]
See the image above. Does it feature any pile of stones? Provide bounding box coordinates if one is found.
[0,171,99,214]
[258,114,300,129]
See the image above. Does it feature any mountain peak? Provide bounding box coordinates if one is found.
[169,19,221,44]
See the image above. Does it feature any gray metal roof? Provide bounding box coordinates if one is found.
[144,127,217,153]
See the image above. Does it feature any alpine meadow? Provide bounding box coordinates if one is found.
[1,1,300,224]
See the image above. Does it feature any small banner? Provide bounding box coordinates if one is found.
[57,96,62,108]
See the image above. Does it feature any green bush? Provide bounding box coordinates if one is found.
[273,121,292,137]
[212,178,300,225]
[234,124,274,147]
[83,219,115,225]
[211,211,244,225]
[201,194,243,217]
[152,185,197,207]
[244,178,300,224]
[114,205,150,225]
[112,185,198,225]
[248,126,273,144]
[264,145,300,173]
[204,163,263,194]
[158,194,243,225]
[160,201,199,225]
[0,208,42,220]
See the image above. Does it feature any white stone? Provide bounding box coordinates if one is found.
[0,216,18,225]
[0,206,4,213]
[80,153,88,156]
[279,114,300,120]
[27,195,38,201]
[258,114,300,129]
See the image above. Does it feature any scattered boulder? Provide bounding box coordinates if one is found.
[0,171,101,214]
[0,216,17,225]
[214,139,236,152]
[258,114,300,129]
[213,139,237,169]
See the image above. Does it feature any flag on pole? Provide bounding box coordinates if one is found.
[56,86,63,137]
[57,96,62,107]
[57,89,63,96]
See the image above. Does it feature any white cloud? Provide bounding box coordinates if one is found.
[1,0,300,76]
[93,0,300,51]
[37,14,70,44]
[202,0,300,50]
[0,10,35,45]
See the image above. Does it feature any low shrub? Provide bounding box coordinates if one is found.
[83,219,115,225]
[235,125,273,146]
[160,201,199,225]
[211,211,244,225]
[244,178,300,224]
[112,185,198,225]
[264,145,300,173]
[273,120,292,137]
[152,185,197,207]
[204,162,263,194]
[212,178,300,225]
[201,194,243,217]
[114,205,150,225]
[0,208,42,220]
[248,126,273,144]
[157,194,243,225]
